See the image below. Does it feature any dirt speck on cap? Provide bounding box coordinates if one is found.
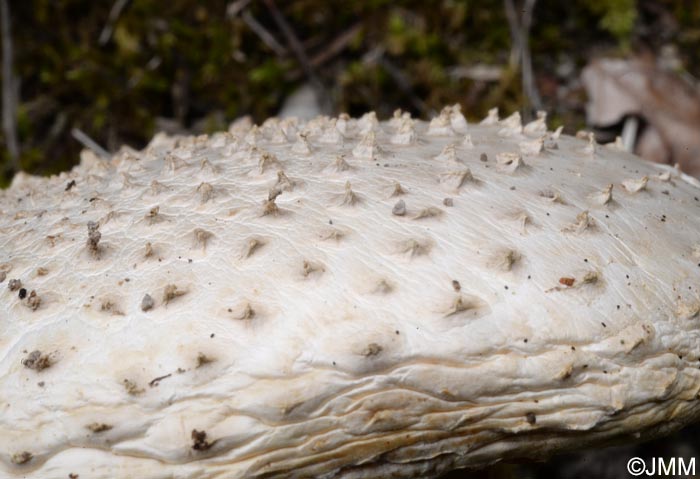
[22,350,53,371]
[87,221,101,256]
[191,429,215,451]
[86,423,113,433]
[526,412,537,425]
[392,200,406,216]
[559,277,576,287]
[141,294,154,312]
[10,451,32,465]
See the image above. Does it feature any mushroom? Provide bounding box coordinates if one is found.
[1,107,700,478]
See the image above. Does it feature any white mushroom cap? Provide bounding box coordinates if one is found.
[1,107,700,478]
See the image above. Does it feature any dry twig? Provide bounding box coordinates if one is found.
[242,11,288,57]
[71,128,110,159]
[504,0,542,118]
[377,56,429,116]
[1,0,19,172]
[262,0,330,113]
[309,23,362,69]
[226,0,252,18]
[99,0,130,46]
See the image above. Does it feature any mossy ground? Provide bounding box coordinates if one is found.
[2,1,700,187]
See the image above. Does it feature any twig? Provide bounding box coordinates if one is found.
[448,64,504,82]
[71,128,110,159]
[503,0,521,70]
[621,116,639,152]
[127,55,162,89]
[262,0,330,113]
[309,23,362,68]
[226,0,253,18]
[520,0,541,112]
[287,23,362,81]
[376,56,429,116]
[0,0,19,171]
[99,0,130,46]
[148,373,172,387]
[504,0,542,119]
[360,47,429,116]
[242,10,287,57]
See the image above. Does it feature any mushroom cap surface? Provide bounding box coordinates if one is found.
[1,107,700,478]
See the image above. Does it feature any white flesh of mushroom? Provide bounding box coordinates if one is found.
[1,106,700,478]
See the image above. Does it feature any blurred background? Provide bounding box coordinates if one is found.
[3,0,700,188]
[2,1,700,477]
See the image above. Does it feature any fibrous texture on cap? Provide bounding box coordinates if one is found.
[1,106,700,478]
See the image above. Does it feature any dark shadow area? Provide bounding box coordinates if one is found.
[440,423,700,478]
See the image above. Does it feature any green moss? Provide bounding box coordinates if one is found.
[583,0,637,45]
